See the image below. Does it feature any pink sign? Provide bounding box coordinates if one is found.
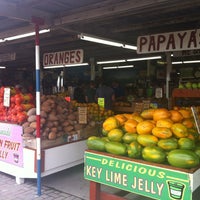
[0,122,23,167]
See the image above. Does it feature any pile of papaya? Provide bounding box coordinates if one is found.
[87,107,200,169]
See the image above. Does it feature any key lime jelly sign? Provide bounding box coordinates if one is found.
[0,122,23,167]
[84,150,192,200]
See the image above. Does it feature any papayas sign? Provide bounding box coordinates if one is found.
[137,29,200,54]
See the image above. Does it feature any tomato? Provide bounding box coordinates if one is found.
[17,112,27,123]
[14,94,23,105]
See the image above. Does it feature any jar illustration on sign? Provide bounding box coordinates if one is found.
[167,181,185,200]
[13,153,19,163]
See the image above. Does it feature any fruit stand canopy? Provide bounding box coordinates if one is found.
[0,0,200,70]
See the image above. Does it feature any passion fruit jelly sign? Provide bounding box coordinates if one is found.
[0,122,23,167]
[84,151,192,200]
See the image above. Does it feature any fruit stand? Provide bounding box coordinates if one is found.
[84,150,200,200]
[0,87,105,184]
[84,106,200,200]
[0,121,87,184]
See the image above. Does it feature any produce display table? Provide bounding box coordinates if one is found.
[84,150,200,200]
[0,121,87,184]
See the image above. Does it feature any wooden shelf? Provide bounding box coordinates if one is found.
[172,89,200,98]
[172,89,200,107]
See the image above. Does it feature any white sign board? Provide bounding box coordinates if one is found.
[137,29,200,54]
[3,87,10,107]
[0,52,16,62]
[43,49,84,67]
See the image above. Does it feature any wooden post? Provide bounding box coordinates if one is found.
[90,181,101,200]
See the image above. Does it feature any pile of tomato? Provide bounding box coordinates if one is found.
[0,86,35,124]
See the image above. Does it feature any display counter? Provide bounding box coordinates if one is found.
[84,150,200,200]
[0,140,87,184]
[0,121,87,184]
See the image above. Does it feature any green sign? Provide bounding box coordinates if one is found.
[98,98,105,108]
[84,151,192,200]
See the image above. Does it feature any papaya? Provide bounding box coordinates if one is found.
[142,146,166,163]
[140,109,155,119]
[157,138,178,151]
[137,134,158,146]
[167,149,200,169]
[107,128,124,142]
[105,141,127,156]
[114,114,127,126]
[127,141,142,158]
[171,123,188,138]
[178,109,192,119]
[101,128,109,136]
[101,137,110,142]
[123,119,138,133]
[131,114,144,123]
[153,108,171,121]
[136,120,155,135]
[122,132,138,144]
[182,118,195,129]
[170,110,183,122]
[152,127,172,139]
[87,136,107,151]
[178,138,195,150]
[187,128,199,141]
[156,118,173,128]
[194,146,200,158]
[103,116,119,132]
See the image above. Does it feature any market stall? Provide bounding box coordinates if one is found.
[84,150,200,200]
[84,105,200,200]
[0,122,87,184]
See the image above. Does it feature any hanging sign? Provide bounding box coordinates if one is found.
[43,49,84,67]
[0,52,16,62]
[137,29,200,54]
[84,150,193,200]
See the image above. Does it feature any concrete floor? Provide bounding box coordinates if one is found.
[41,163,200,200]
[42,164,153,200]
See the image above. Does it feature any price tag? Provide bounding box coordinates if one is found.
[191,106,200,134]
[98,98,105,108]
[78,107,87,124]
[155,88,163,98]
[3,87,11,107]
